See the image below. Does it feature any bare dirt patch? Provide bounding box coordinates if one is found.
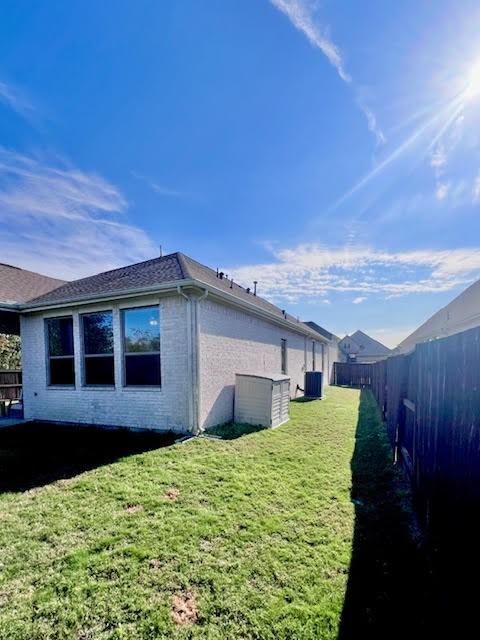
[164,487,180,501]
[124,503,144,513]
[149,559,163,571]
[171,591,198,625]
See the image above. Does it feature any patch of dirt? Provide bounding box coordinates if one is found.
[171,591,198,625]
[149,558,163,571]
[165,487,180,501]
[0,511,11,521]
[124,503,144,513]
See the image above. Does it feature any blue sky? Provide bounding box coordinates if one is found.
[2,0,480,347]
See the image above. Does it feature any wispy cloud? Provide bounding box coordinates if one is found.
[352,296,367,304]
[0,147,156,279]
[131,171,184,198]
[270,0,385,144]
[0,80,34,120]
[227,243,480,303]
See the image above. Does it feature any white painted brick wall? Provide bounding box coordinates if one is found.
[21,295,190,433]
[198,298,324,428]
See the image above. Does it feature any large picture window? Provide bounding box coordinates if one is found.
[46,317,75,385]
[82,311,114,385]
[122,306,161,386]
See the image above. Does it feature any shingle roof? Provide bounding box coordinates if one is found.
[304,321,338,341]
[22,252,324,339]
[343,330,391,357]
[0,263,65,305]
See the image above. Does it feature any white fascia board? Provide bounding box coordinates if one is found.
[20,276,329,342]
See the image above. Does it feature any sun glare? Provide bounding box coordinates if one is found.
[463,58,480,100]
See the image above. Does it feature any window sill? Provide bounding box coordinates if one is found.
[82,385,116,391]
[122,386,162,392]
[46,385,76,390]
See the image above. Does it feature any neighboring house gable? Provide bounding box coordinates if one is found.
[339,330,391,362]
[0,263,65,334]
[397,278,480,354]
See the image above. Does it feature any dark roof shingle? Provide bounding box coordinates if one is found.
[22,252,326,339]
[0,263,65,305]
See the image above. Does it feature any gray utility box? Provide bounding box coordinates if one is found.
[304,371,323,399]
[234,373,290,428]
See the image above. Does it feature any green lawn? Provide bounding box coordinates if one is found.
[0,388,425,639]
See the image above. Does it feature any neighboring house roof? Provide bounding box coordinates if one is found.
[304,321,338,342]
[18,252,326,341]
[397,277,480,354]
[340,330,391,358]
[0,263,65,306]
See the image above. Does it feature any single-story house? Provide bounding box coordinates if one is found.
[1,253,336,434]
[304,321,340,383]
[338,330,391,363]
[396,277,480,354]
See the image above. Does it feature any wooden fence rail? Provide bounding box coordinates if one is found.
[0,369,22,416]
[333,362,373,387]
[334,326,480,532]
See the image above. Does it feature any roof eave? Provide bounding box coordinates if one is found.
[20,277,329,342]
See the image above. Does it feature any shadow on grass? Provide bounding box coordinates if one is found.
[0,422,175,493]
[338,389,433,639]
[204,422,267,440]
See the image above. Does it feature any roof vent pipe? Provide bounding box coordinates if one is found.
[253,281,258,296]
[216,267,219,277]
[230,279,234,289]
[246,287,250,294]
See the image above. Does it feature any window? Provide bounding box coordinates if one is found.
[312,341,316,371]
[122,306,161,386]
[281,338,287,374]
[46,317,75,385]
[82,311,114,385]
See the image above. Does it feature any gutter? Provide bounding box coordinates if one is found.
[176,286,209,435]
[20,277,328,343]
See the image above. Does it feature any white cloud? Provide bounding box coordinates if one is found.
[430,145,447,169]
[473,172,480,202]
[227,243,480,303]
[435,182,450,200]
[0,147,156,279]
[131,171,184,197]
[270,0,350,82]
[352,296,367,304]
[0,80,34,120]
[270,0,384,143]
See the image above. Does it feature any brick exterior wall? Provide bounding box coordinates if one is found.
[198,298,324,428]
[20,291,331,433]
[21,295,191,433]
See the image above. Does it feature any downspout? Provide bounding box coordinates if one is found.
[177,285,208,435]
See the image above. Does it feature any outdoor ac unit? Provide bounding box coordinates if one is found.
[304,371,323,399]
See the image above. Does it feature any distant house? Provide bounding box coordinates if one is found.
[339,330,391,363]
[396,278,480,354]
[2,253,332,434]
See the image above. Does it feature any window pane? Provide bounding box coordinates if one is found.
[123,307,160,353]
[50,357,75,385]
[85,356,114,385]
[83,312,113,355]
[125,354,161,386]
[47,318,74,356]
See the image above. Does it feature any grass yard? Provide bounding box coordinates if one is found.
[0,388,427,639]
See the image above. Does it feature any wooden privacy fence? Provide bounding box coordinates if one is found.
[334,326,480,531]
[0,370,22,417]
[333,362,373,387]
